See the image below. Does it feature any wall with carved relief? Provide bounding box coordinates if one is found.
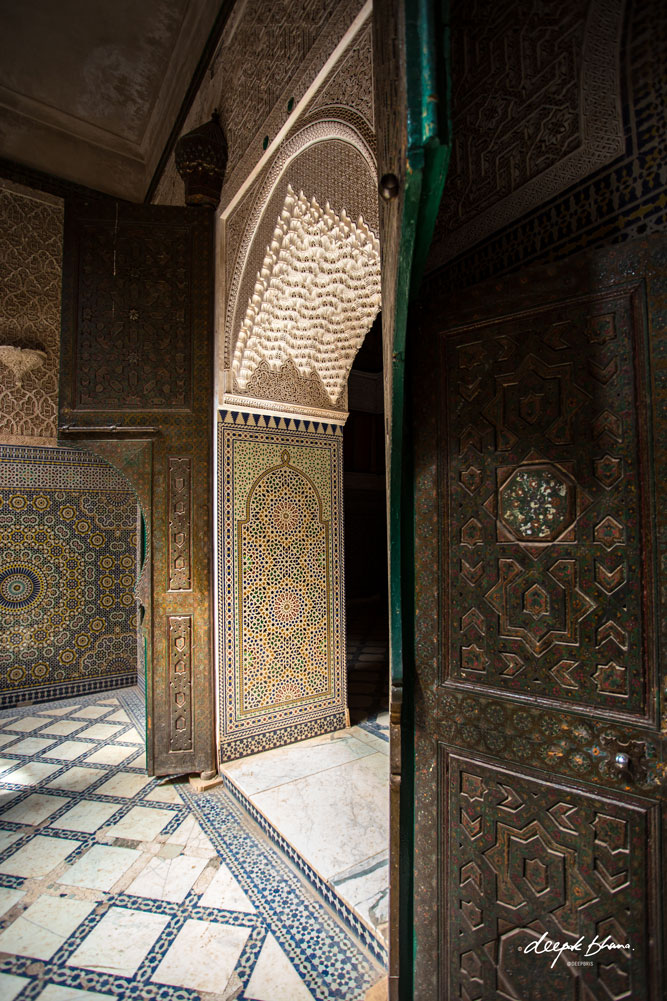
[153,2,379,758]
[426,0,666,290]
[0,176,143,706]
[0,180,63,445]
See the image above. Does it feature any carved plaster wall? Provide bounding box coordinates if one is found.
[152,0,378,417]
[220,51,379,417]
[0,180,63,445]
[153,0,369,208]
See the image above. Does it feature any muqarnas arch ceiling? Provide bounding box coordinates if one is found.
[221,118,380,418]
[231,184,381,412]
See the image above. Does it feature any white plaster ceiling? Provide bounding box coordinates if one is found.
[0,0,221,201]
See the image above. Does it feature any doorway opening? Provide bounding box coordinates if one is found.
[215,314,391,962]
[343,313,390,732]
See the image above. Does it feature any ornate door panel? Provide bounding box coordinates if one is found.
[444,287,653,723]
[411,237,665,999]
[59,198,215,777]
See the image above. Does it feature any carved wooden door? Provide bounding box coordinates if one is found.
[410,237,665,999]
[59,197,216,778]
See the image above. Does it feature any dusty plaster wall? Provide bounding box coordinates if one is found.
[0,179,63,445]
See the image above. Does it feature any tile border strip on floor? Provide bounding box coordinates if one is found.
[357,715,389,743]
[215,772,389,967]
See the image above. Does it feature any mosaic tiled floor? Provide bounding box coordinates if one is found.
[0,688,386,1001]
[220,720,390,956]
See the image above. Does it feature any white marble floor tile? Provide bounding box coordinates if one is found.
[0,973,30,1001]
[105,805,172,842]
[0,835,81,878]
[76,724,123,741]
[0,887,24,919]
[67,906,169,977]
[144,784,182,805]
[103,710,130,723]
[0,791,17,815]
[127,750,146,769]
[38,705,80,717]
[166,816,217,857]
[94,772,151,799]
[125,853,208,903]
[0,830,22,854]
[245,933,315,1001]
[43,741,97,762]
[0,758,19,773]
[116,730,143,745]
[47,767,105,793]
[3,717,47,733]
[151,917,250,994]
[0,734,19,748]
[355,885,389,940]
[221,731,375,796]
[71,707,112,720]
[1,793,70,827]
[58,844,143,891]
[252,752,389,880]
[0,894,95,960]
[36,986,116,1001]
[83,744,134,766]
[39,720,87,737]
[198,862,255,913]
[52,800,121,834]
[3,736,55,756]
[97,698,118,705]
[4,761,60,786]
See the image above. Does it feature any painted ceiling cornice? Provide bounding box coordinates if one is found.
[0,0,223,201]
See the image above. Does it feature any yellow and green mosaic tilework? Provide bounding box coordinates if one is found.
[0,445,139,707]
[218,412,346,761]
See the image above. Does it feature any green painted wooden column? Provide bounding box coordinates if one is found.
[372,1,451,998]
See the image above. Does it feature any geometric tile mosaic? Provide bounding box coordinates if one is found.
[0,445,139,707]
[218,412,347,762]
[0,688,385,999]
